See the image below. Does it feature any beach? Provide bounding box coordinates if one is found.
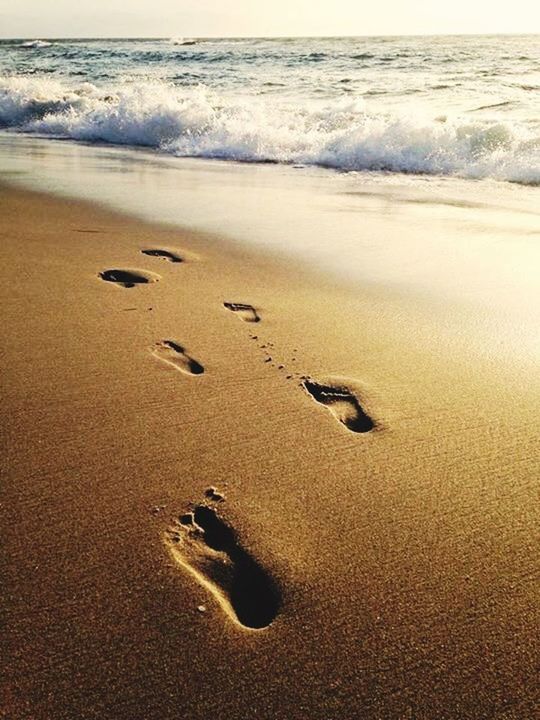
[1,157,538,718]
[1,30,539,720]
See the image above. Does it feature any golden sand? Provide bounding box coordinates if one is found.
[1,184,538,719]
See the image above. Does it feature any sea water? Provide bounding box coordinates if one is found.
[0,34,539,185]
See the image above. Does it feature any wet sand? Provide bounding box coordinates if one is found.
[1,183,538,720]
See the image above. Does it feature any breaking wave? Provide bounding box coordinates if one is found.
[20,40,54,49]
[0,76,539,185]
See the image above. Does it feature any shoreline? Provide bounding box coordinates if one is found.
[1,181,538,719]
[1,133,539,369]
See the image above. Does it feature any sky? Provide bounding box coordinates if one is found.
[0,0,539,38]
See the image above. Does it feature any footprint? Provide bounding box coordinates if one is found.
[224,302,260,323]
[153,340,204,376]
[166,504,280,630]
[303,379,375,433]
[99,268,160,288]
[141,249,183,263]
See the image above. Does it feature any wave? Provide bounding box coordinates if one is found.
[167,37,251,47]
[168,38,198,46]
[0,76,539,185]
[20,40,53,49]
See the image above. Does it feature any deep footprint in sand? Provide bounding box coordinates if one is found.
[166,504,280,630]
[99,268,160,288]
[224,302,260,323]
[153,340,204,376]
[141,249,183,263]
[303,379,375,433]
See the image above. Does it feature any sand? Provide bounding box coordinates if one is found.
[1,183,538,720]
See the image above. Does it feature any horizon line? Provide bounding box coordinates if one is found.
[1,31,537,41]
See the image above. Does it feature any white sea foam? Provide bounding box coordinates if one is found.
[0,76,538,185]
[20,40,53,48]
[168,38,198,46]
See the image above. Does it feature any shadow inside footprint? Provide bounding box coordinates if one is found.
[168,505,280,630]
[99,268,159,288]
[141,249,183,263]
[303,379,375,433]
[153,340,204,375]
[224,302,260,323]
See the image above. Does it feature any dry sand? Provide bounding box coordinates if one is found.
[1,183,538,720]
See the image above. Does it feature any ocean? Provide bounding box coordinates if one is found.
[0,34,539,185]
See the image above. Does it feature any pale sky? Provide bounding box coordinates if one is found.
[1,0,539,39]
